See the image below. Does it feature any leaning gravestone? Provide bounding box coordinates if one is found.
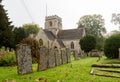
[16,44,32,74]
[37,47,48,71]
[55,49,61,66]
[66,48,71,63]
[48,48,55,68]
[61,49,67,64]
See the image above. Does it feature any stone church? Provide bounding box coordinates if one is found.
[35,15,85,53]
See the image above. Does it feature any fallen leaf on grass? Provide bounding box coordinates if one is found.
[35,78,47,82]
[2,79,16,82]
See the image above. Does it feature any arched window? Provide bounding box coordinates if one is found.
[54,46,57,49]
[49,21,52,26]
[39,39,43,46]
[71,42,74,49]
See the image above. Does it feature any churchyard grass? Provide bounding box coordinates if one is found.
[0,56,120,82]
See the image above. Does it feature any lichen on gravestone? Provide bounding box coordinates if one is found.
[74,50,79,60]
[37,46,48,71]
[48,48,55,68]
[61,49,67,64]
[66,48,71,63]
[16,44,33,74]
[55,49,61,66]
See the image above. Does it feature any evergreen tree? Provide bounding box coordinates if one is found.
[0,0,14,48]
[79,35,96,56]
[104,33,120,58]
[13,27,26,45]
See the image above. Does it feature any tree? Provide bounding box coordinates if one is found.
[104,33,120,58]
[13,23,40,47]
[0,0,14,48]
[111,13,120,30]
[77,14,106,50]
[20,36,39,63]
[13,27,26,46]
[22,23,40,38]
[13,24,39,46]
[79,35,96,56]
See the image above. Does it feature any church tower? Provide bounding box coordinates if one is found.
[45,15,62,34]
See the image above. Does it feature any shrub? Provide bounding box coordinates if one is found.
[0,52,16,66]
[79,35,96,55]
[104,33,120,58]
[20,36,39,63]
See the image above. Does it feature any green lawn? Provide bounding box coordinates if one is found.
[0,57,120,82]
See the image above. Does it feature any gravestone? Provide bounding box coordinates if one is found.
[66,48,71,63]
[16,44,32,74]
[1,46,5,54]
[119,48,120,59]
[37,47,48,71]
[6,47,10,52]
[48,48,55,68]
[90,50,100,57]
[55,49,61,66]
[0,49,2,54]
[11,48,15,52]
[74,50,79,60]
[61,49,67,64]
[79,50,86,58]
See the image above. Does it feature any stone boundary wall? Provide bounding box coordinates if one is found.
[16,44,79,74]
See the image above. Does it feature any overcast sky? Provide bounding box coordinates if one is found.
[2,0,120,33]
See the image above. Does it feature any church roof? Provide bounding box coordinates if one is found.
[56,39,65,48]
[57,28,84,40]
[44,30,57,40]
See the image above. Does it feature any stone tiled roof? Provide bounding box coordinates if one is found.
[43,28,84,48]
[57,28,84,40]
[44,30,57,40]
[56,39,65,48]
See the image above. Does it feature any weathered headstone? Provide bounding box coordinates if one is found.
[0,49,2,54]
[16,44,32,74]
[61,49,67,64]
[6,47,10,52]
[11,48,15,52]
[90,50,100,57]
[66,48,71,63]
[74,50,79,60]
[37,47,48,71]
[48,48,55,68]
[1,46,5,54]
[55,49,61,66]
[79,50,86,58]
[119,48,120,59]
